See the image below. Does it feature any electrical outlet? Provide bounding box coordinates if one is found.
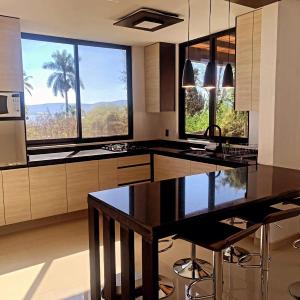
[165,129,169,137]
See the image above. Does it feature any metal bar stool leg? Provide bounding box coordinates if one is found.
[173,243,213,280]
[260,224,270,300]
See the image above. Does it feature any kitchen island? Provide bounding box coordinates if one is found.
[88,164,300,300]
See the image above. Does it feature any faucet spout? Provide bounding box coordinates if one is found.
[204,124,223,153]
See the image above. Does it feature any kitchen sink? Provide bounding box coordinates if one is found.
[181,149,224,159]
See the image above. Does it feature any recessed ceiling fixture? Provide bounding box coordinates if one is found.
[203,0,215,89]
[182,0,196,89]
[113,8,184,32]
[222,0,234,88]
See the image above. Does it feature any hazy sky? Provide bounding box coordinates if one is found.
[22,39,127,105]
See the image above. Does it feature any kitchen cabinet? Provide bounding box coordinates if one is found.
[118,165,151,185]
[118,154,150,167]
[66,161,99,212]
[154,155,190,181]
[0,16,23,91]
[235,10,262,111]
[29,165,67,219]
[0,172,5,226]
[144,42,175,112]
[2,168,31,224]
[99,158,118,190]
[217,165,233,171]
[190,161,217,175]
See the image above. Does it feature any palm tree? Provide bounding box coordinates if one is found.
[23,72,33,96]
[43,50,84,115]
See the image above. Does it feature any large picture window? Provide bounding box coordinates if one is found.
[179,29,248,143]
[21,34,132,144]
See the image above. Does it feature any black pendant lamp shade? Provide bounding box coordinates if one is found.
[182,59,195,88]
[182,0,195,89]
[222,0,234,88]
[223,63,234,88]
[203,61,215,89]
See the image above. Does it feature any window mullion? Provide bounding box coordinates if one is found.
[74,43,82,141]
[209,37,216,137]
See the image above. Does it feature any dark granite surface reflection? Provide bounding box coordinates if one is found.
[89,165,300,232]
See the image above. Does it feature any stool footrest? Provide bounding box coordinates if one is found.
[187,278,215,300]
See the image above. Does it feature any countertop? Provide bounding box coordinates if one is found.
[88,164,300,235]
[0,140,257,170]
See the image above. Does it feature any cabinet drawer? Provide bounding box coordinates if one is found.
[2,168,31,224]
[66,161,99,212]
[99,158,118,190]
[118,165,151,185]
[217,165,233,171]
[154,155,190,181]
[118,155,150,168]
[29,165,67,220]
[190,161,217,175]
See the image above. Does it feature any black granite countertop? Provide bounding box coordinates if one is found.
[0,140,257,170]
[88,165,300,236]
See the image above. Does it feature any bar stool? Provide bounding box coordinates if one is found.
[174,220,261,299]
[237,204,300,300]
[102,239,175,299]
[289,282,300,300]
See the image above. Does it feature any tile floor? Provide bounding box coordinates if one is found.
[0,217,299,300]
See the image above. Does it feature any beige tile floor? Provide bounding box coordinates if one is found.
[0,217,299,300]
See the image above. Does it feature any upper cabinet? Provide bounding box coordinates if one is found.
[235,10,262,111]
[144,42,175,112]
[0,16,23,92]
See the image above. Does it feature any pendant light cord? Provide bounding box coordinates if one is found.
[228,0,231,63]
[187,0,191,58]
[209,0,212,35]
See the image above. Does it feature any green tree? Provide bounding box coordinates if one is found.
[23,72,33,96]
[43,50,84,114]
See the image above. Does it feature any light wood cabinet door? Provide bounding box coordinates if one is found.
[0,16,23,91]
[190,161,217,175]
[66,161,99,212]
[118,154,150,168]
[99,158,118,190]
[236,10,262,112]
[154,155,190,181]
[0,172,5,226]
[217,165,234,171]
[145,43,160,112]
[118,165,151,185]
[29,165,67,219]
[236,12,254,111]
[2,168,31,224]
[251,9,262,111]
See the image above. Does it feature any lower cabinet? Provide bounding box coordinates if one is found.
[2,168,31,224]
[29,165,67,220]
[154,155,191,181]
[217,165,233,171]
[0,173,5,226]
[118,165,151,185]
[99,158,118,190]
[190,161,217,175]
[66,161,99,212]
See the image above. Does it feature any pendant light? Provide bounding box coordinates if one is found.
[182,0,195,89]
[203,0,215,89]
[222,0,234,88]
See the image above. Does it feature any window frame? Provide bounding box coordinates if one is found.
[178,28,249,144]
[21,33,133,146]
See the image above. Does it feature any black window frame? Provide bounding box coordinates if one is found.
[178,28,249,144]
[21,33,133,146]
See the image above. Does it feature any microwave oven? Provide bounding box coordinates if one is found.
[0,92,21,118]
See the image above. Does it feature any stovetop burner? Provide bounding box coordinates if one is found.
[101,143,146,152]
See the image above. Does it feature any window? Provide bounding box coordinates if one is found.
[21,34,132,144]
[179,29,248,143]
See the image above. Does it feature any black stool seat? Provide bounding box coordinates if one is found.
[284,198,300,206]
[238,206,300,225]
[175,221,261,252]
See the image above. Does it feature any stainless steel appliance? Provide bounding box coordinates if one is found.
[0,92,21,117]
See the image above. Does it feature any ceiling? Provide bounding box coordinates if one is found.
[0,0,252,45]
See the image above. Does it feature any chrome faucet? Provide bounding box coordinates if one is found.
[204,124,223,153]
